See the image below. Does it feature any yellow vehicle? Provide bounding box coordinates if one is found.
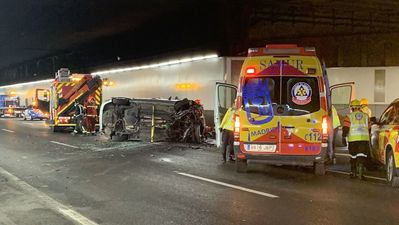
[370,99,399,187]
[215,44,354,174]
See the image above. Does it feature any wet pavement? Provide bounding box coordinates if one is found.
[0,118,398,225]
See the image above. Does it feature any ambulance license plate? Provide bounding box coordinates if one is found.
[246,144,276,152]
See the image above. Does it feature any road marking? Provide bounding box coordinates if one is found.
[92,142,161,152]
[0,166,98,225]
[335,153,351,157]
[175,171,279,198]
[326,169,386,181]
[50,141,79,149]
[1,129,15,133]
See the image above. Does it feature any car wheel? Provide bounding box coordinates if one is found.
[235,159,247,173]
[386,151,399,187]
[314,162,326,176]
[191,124,201,144]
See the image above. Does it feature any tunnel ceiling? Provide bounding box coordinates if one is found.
[1,0,399,84]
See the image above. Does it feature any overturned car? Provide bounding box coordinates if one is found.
[100,97,206,143]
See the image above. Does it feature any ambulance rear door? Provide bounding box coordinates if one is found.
[215,83,237,147]
[329,82,355,148]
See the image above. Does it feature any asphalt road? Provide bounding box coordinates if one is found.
[0,118,398,225]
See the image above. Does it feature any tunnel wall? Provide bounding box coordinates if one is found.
[0,57,396,118]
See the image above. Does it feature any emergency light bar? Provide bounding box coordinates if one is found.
[248,44,316,57]
[92,54,218,75]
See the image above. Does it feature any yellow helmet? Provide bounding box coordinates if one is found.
[350,99,361,107]
[360,98,368,106]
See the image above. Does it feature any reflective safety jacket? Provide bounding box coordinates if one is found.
[343,111,370,142]
[332,106,340,129]
[220,108,235,131]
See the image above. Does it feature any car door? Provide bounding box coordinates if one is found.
[214,83,237,147]
[329,82,355,148]
[371,105,395,163]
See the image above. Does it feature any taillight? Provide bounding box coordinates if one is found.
[59,116,70,124]
[234,116,240,133]
[322,116,328,142]
[234,116,240,141]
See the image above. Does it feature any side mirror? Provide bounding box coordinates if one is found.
[370,117,378,125]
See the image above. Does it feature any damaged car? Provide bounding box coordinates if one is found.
[99,97,206,143]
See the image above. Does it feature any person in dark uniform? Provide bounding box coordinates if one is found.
[219,107,235,163]
[84,97,98,134]
[73,100,86,134]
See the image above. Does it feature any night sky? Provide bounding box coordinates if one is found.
[0,0,226,70]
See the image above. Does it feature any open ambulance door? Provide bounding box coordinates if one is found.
[329,82,355,149]
[214,83,237,147]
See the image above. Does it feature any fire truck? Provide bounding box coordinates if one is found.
[0,94,25,117]
[47,68,102,132]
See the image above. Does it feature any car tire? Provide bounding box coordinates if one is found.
[386,150,399,187]
[111,134,128,141]
[314,162,326,176]
[192,124,201,144]
[235,159,247,173]
[112,98,130,106]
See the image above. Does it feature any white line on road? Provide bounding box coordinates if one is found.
[175,171,279,198]
[326,169,386,181]
[0,166,98,225]
[1,129,15,133]
[50,141,79,149]
[335,153,351,157]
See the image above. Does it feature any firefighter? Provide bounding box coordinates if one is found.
[220,107,235,163]
[84,97,98,134]
[360,98,372,118]
[342,99,370,179]
[72,100,86,134]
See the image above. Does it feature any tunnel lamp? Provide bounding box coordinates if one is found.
[103,78,115,87]
[92,54,218,75]
[175,83,198,90]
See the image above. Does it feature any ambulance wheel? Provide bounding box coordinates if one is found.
[111,134,128,141]
[112,98,130,106]
[314,162,326,176]
[386,151,399,187]
[235,159,247,173]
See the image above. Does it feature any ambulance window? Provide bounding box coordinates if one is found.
[285,77,320,115]
[242,77,278,116]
